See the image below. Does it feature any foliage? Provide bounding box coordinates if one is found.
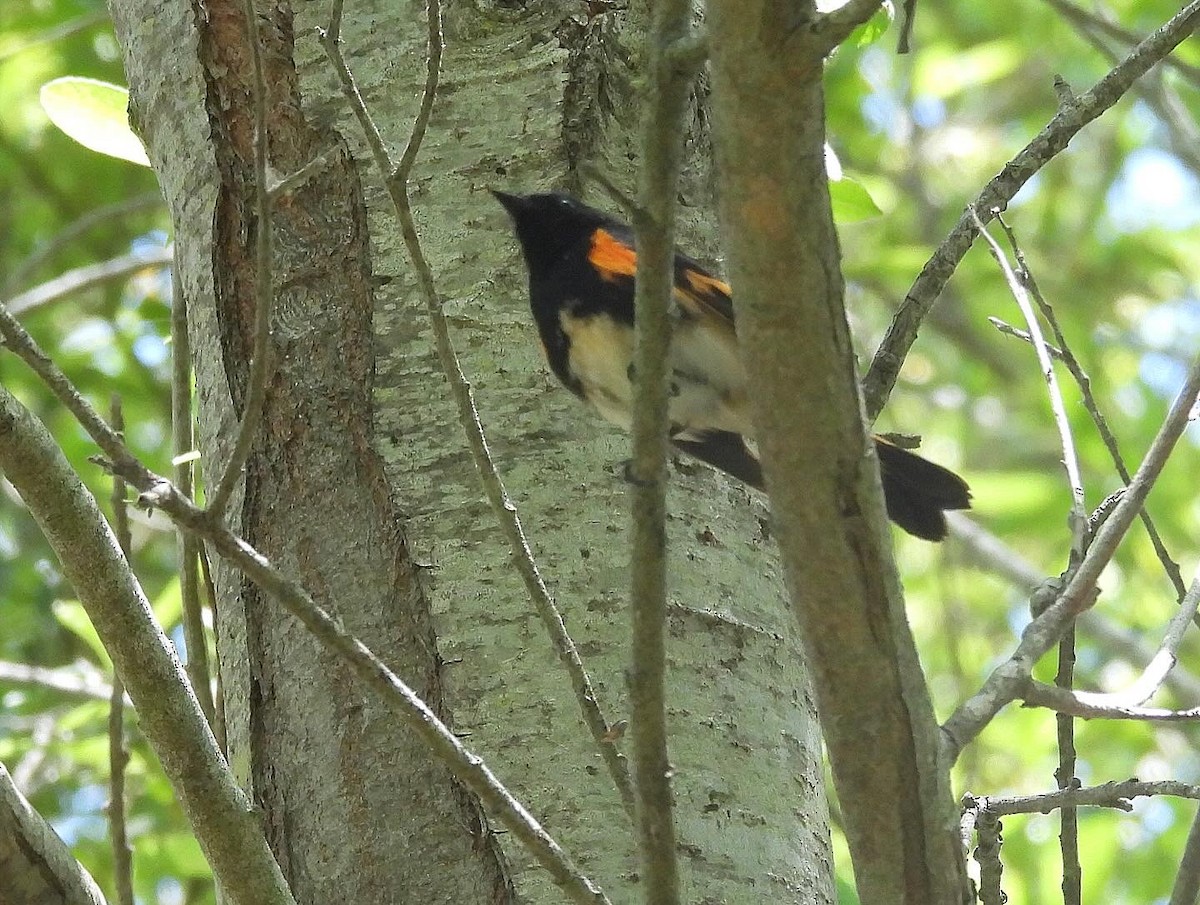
[1,0,1198,902]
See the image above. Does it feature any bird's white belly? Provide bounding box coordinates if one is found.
[560,308,752,437]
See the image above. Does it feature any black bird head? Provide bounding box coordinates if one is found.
[491,190,614,274]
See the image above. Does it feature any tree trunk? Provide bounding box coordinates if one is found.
[110,0,508,900]
[110,0,835,900]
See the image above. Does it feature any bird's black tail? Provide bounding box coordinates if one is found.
[672,430,970,542]
[874,437,972,541]
[671,430,764,491]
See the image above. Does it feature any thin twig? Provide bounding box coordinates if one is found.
[813,0,884,50]
[979,214,1087,548]
[0,9,109,62]
[625,7,703,903]
[107,398,135,905]
[862,0,1200,419]
[170,249,215,725]
[580,163,643,222]
[898,0,917,53]
[0,305,145,479]
[974,779,1200,816]
[1041,0,1200,88]
[0,386,297,905]
[948,512,1200,703]
[1023,233,1186,594]
[0,660,113,700]
[977,213,1087,904]
[968,779,1200,905]
[1055,624,1081,905]
[1023,682,1200,721]
[199,548,228,754]
[1043,0,1200,190]
[392,0,439,186]
[1134,65,1200,179]
[0,760,108,905]
[4,193,165,296]
[266,154,329,199]
[317,0,635,813]
[206,0,276,520]
[11,716,55,791]
[990,263,1186,598]
[5,247,173,316]
[941,339,1200,763]
[1075,576,1200,709]
[989,316,1065,359]
[975,807,1005,905]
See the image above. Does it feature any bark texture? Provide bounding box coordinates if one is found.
[296,1,835,902]
[110,0,510,901]
[0,761,106,905]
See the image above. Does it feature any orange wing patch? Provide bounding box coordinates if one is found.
[674,266,736,332]
[587,229,638,281]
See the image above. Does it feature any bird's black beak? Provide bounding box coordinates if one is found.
[490,188,525,217]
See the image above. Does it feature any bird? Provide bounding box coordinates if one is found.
[492,189,971,540]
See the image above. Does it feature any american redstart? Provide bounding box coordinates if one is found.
[493,189,970,540]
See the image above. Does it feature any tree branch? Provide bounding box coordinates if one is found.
[169,249,215,725]
[0,660,114,701]
[1022,682,1200,721]
[5,247,172,316]
[942,339,1200,762]
[0,760,108,905]
[708,1,963,901]
[624,2,700,901]
[1171,807,1200,905]
[813,0,883,51]
[969,779,1200,816]
[4,193,164,296]
[976,214,1088,548]
[988,271,1187,599]
[948,513,1200,703]
[108,399,136,905]
[862,0,1200,419]
[0,385,297,905]
[1041,0,1200,88]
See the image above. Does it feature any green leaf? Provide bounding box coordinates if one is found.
[851,1,894,48]
[39,77,151,167]
[830,176,883,223]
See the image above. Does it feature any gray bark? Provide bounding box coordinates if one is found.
[0,760,107,905]
[111,0,836,900]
